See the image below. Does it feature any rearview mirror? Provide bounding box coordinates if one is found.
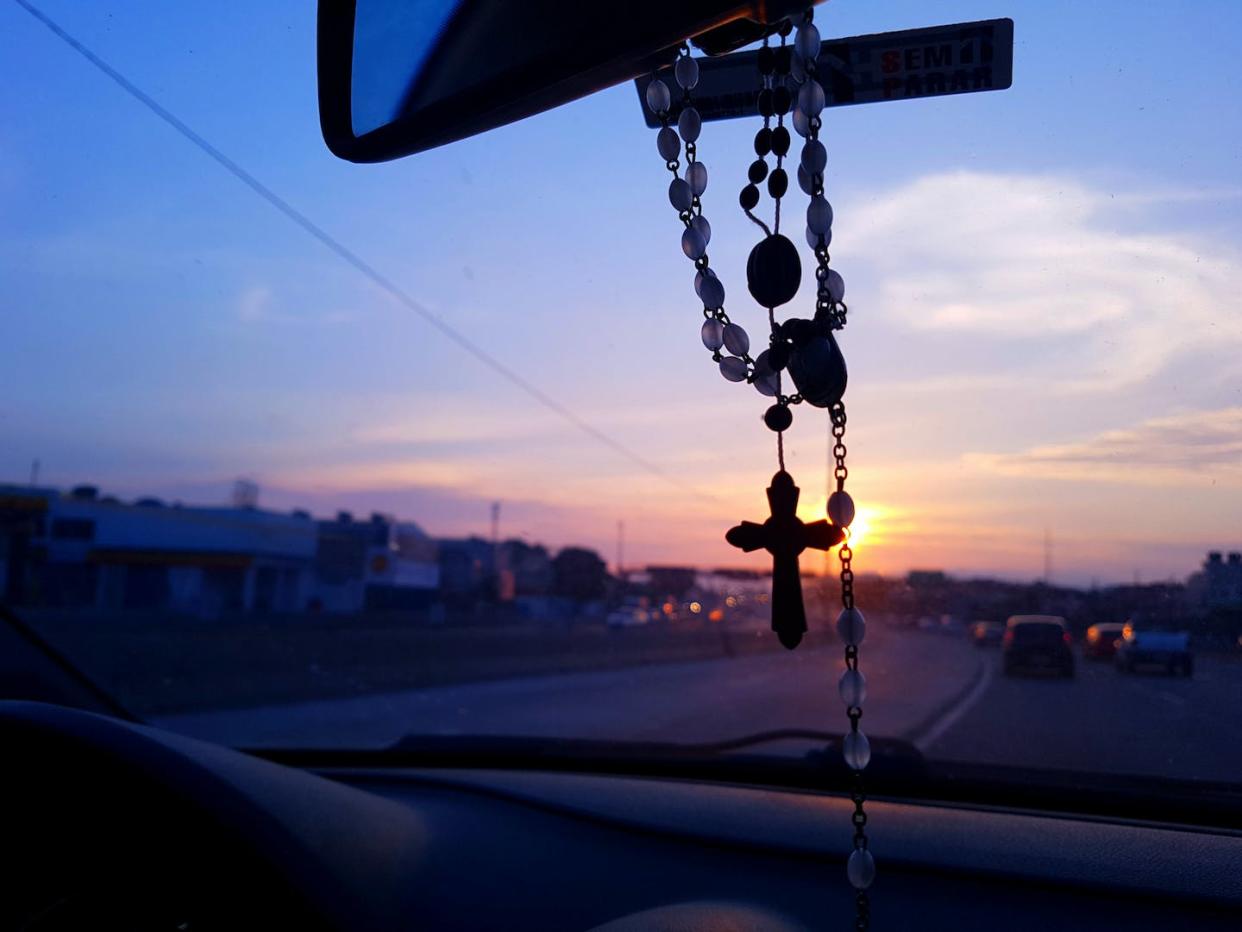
[317,0,808,162]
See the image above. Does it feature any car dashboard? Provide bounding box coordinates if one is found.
[3,701,1239,931]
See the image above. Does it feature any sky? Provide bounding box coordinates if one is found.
[2,0,1241,587]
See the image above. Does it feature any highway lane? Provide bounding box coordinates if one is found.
[925,643,1242,783]
[158,623,983,749]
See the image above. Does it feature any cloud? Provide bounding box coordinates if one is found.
[967,407,1242,486]
[842,171,1242,391]
[235,285,358,326]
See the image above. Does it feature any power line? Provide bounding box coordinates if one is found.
[13,0,711,502]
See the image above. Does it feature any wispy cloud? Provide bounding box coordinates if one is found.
[843,171,1242,391]
[967,407,1242,486]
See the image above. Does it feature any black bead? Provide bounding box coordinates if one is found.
[746,234,802,309]
[782,317,814,344]
[739,184,760,211]
[774,46,793,74]
[764,403,793,432]
[767,168,788,199]
[771,125,791,156]
[772,86,792,115]
[787,331,849,408]
[753,127,772,156]
[757,88,774,117]
[767,341,791,371]
[757,45,775,75]
[778,18,794,37]
[748,159,769,184]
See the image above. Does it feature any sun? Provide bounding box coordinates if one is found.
[845,509,873,550]
[796,496,878,551]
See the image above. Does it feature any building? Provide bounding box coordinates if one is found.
[1186,551,1242,613]
[311,512,439,612]
[0,485,316,614]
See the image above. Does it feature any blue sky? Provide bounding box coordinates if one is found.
[3,0,1241,584]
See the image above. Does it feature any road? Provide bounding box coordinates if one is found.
[158,624,1242,783]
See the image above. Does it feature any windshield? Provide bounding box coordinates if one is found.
[3,1,1241,800]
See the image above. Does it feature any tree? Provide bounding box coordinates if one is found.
[552,547,607,602]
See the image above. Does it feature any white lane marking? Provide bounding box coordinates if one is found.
[912,657,995,753]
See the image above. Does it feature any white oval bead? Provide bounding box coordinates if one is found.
[806,225,833,250]
[798,79,825,117]
[699,273,725,309]
[700,318,724,350]
[792,106,811,138]
[843,730,871,771]
[694,268,713,296]
[807,196,833,235]
[836,607,866,646]
[645,79,671,114]
[790,49,806,83]
[801,139,827,174]
[691,214,711,247]
[681,226,706,260]
[838,667,866,706]
[847,848,876,890]
[686,160,708,196]
[668,178,693,211]
[797,164,813,196]
[828,489,855,527]
[675,54,699,90]
[678,106,702,143]
[827,269,845,302]
[753,349,774,377]
[719,356,748,382]
[656,126,680,162]
[723,322,750,356]
[796,23,821,61]
[754,370,780,397]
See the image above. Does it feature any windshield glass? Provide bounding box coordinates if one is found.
[3,1,1241,796]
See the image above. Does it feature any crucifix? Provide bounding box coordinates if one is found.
[726,470,843,649]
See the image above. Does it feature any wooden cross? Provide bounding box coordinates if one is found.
[726,470,844,650]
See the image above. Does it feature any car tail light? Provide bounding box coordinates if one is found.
[1002,630,1014,647]
[1063,632,1072,645]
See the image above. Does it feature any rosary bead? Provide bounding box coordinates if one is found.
[796,23,821,61]
[748,158,769,184]
[792,106,811,138]
[774,45,793,75]
[690,214,711,246]
[771,126,791,156]
[847,848,876,890]
[757,88,775,117]
[699,273,725,309]
[844,730,871,770]
[723,322,750,355]
[757,45,775,75]
[763,402,792,431]
[646,79,671,114]
[836,607,866,646]
[797,79,826,117]
[767,341,790,371]
[719,355,748,382]
[767,168,788,199]
[754,372,780,397]
[669,177,693,211]
[694,267,712,296]
[797,163,813,195]
[746,234,802,308]
[806,225,832,250]
[686,160,708,196]
[772,86,793,116]
[827,269,845,302]
[801,139,827,174]
[788,329,847,407]
[839,667,867,706]
[700,318,724,351]
[807,195,833,235]
[782,317,814,344]
[657,126,680,162]
[828,489,856,527]
[790,49,806,84]
[739,184,760,211]
[674,54,699,90]
[678,106,702,143]
[681,225,707,260]
[753,127,772,156]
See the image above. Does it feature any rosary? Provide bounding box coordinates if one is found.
[645,5,875,924]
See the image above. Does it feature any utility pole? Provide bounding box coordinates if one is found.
[29,459,40,486]
[616,520,625,578]
[1043,527,1052,585]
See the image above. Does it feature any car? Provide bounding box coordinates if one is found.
[1115,629,1194,677]
[970,621,1005,647]
[1084,623,1127,660]
[606,601,650,628]
[1002,615,1074,678]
